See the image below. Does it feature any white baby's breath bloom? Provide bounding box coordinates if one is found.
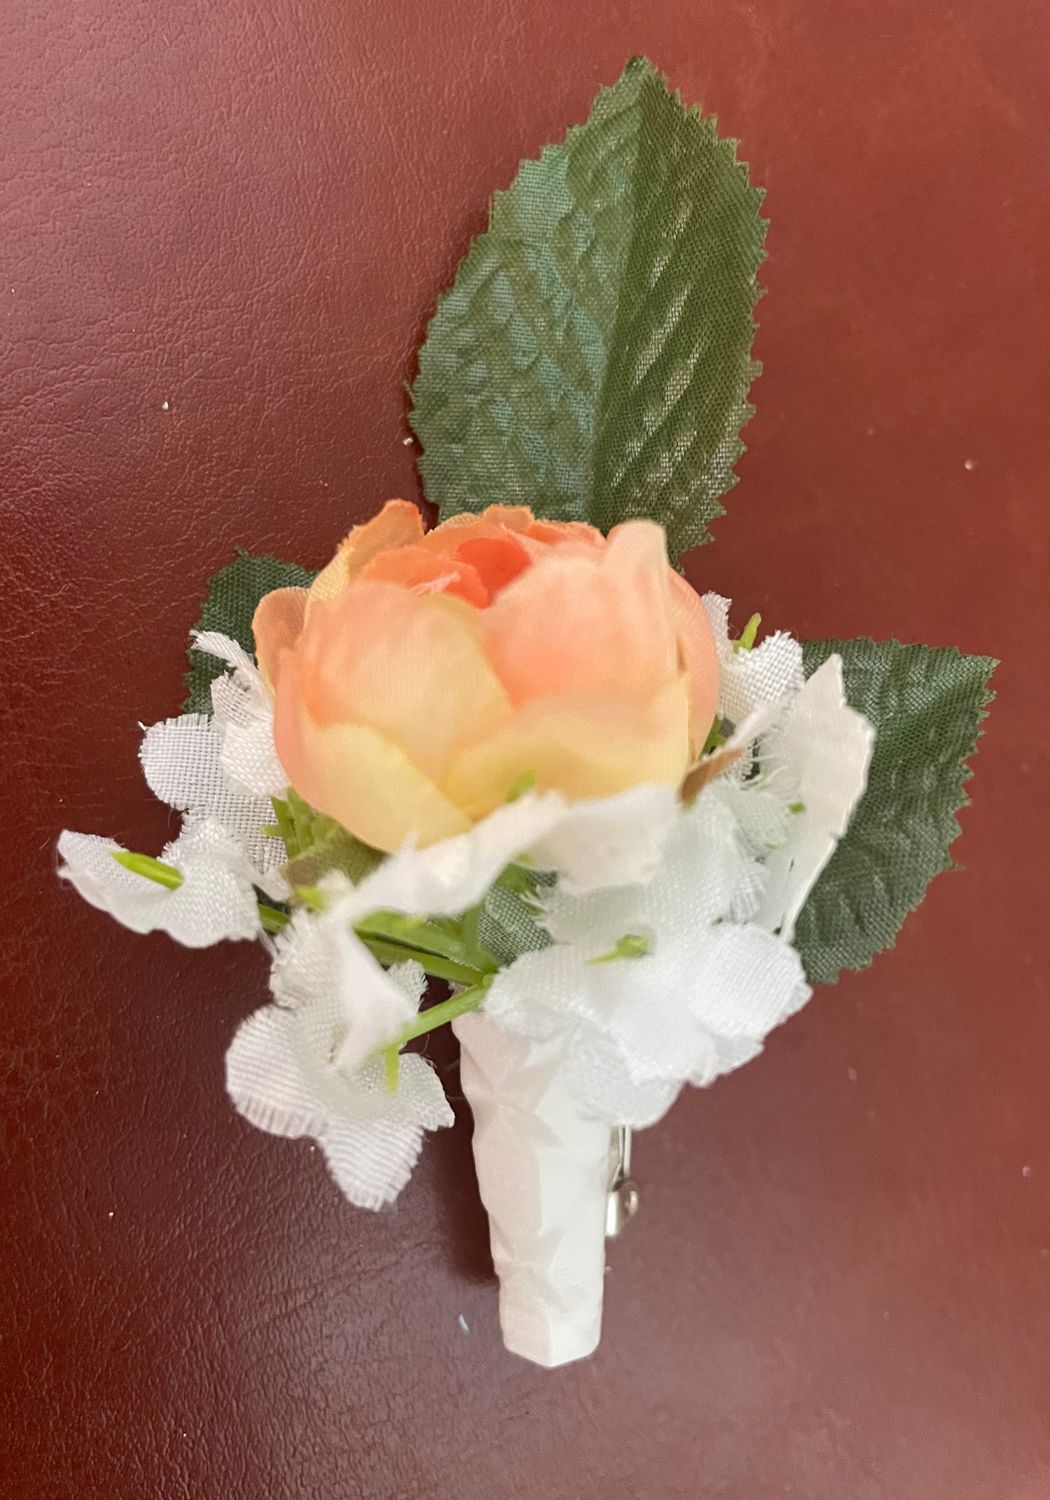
[751,654,874,939]
[702,592,804,726]
[484,794,811,1128]
[225,960,452,1209]
[528,783,681,895]
[138,632,287,898]
[193,631,289,801]
[335,782,681,926]
[264,783,682,1079]
[268,903,420,1073]
[685,606,873,941]
[57,818,262,947]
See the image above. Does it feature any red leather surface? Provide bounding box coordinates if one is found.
[3,4,1049,1496]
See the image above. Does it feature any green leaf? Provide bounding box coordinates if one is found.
[410,55,766,556]
[283,824,381,888]
[794,639,997,984]
[184,552,315,712]
[477,881,552,967]
[275,790,382,887]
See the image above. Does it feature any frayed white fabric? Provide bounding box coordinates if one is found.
[57,819,262,947]
[333,783,680,927]
[193,631,288,801]
[226,960,453,1209]
[268,907,421,1073]
[486,796,811,1128]
[753,654,874,940]
[702,593,805,727]
[528,783,680,894]
[140,711,286,899]
[684,609,872,942]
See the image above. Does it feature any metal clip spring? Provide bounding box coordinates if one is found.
[605,1125,640,1238]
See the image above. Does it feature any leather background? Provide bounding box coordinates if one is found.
[3,3,1049,1496]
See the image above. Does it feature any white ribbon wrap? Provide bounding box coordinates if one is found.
[454,1013,612,1368]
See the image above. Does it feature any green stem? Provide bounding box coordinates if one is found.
[495,863,535,897]
[700,718,727,757]
[298,889,491,974]
[378,979,491,1055]
[590,932,651,963]
[354,910,480,971]
[269,796,298,855]
[356,934,482,987]
[111,850,484,985]
[258,904,290,933]
[458,902,500,974]
[734,612,762,653]
[112,851,183,889]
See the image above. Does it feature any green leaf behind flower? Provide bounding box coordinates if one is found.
[794,639,997,984]
[477,880,552,966]
[410,55,766,557]
[275,790,382,888]
[184,552,315,712]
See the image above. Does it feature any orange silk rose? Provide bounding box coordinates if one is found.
[253,501,719,852]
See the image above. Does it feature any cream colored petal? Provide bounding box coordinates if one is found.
[443,677,691,821]
[296,582,512,782]
[523,517,604,547]
[275,690,472,852]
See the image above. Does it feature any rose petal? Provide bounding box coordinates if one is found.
[452,535,531,598]
[668,571,721,754]
[523,518,604,547]
[484,520,678,707]
[360,544,489,606]
[295,583,511,780]
[252,588,307,691]
[307,499,425,613]
[443,677,691,821]
[275,673,472,851]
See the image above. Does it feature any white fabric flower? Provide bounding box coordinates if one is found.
[225,788,656,1101]
[687,602,873,942]
[751,654,874,939]
[268,904,421,1073]
[139,634,287,899]
[484,795,811,1128]
[528,783,681,896]
[193,631,288,801]
[336,783,680,927]
[225,960,453,1209]
[702,593,804,726]
[57,818,262,947]
[240,783,683,1106]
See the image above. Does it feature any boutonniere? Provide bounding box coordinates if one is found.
[58,59,995,1367]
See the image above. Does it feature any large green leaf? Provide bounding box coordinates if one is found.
[794,639,997,984]
[410,56,766,557]
[184,552,315,712]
